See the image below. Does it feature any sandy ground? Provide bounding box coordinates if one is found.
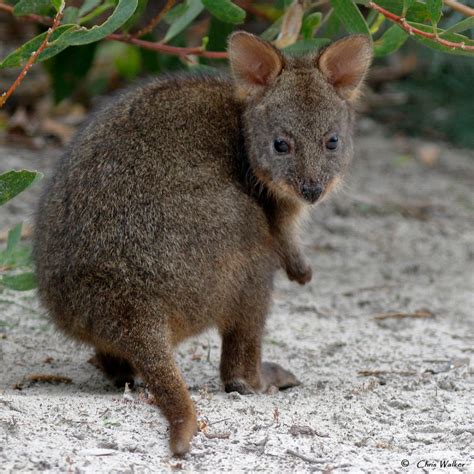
[0,122,473,473]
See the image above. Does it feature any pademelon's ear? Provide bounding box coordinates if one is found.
[228,31,284,93]
[317,35,372,102]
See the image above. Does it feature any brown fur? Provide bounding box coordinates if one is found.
[33,33,372,455]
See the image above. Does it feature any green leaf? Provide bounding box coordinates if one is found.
[163,0,204,44]
[260,16,283,41]
[6,224,23,258]
[374,24,408,56]
[0,170,42,206]
[45,42,97,103]
[330,0,370,35]
[408,22,474,57]
[13,0,53,16]
[426,0,442,25]
[115,44,142,79]
[207,16,235,52]
[53,0,138,46]
[122,0,148,32]
[202,0,245,24]
[444,16,474,34]
[375,0,430,23]
[283,38,331,54]
[79,0,101,17]
[402,0,415,14]
[301,12,322,39]
[51,0,64,12]
[0,25,76,69]
[1,273,37,291]
[62,6,79,23]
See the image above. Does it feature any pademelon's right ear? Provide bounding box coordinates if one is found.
[228,31,284,94]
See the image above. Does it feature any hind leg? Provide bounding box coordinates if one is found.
[95,305,197,456]
[91,351,136,388]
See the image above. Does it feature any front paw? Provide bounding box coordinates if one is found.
[286,262,312,285]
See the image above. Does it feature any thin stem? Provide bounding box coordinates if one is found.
[0,4,64,108]
[108,33,228,58]
[368,1,474,51]
[133,0,176,38]
[444,0,474,17]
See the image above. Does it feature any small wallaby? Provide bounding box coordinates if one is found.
[33,32,372,455]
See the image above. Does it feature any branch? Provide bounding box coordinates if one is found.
[444,0,474,17]
[109,33,228,58]
[0,5,63,108]
[368,1,474,51]
[133,0,176,38]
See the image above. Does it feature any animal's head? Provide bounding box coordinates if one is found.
[229,32,372,204]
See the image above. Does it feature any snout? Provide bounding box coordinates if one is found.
[300,182,323,204]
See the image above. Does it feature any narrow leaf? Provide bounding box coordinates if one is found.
[1,273,37,291]
[202,0,245,24]
[13,0,53,16]
[79,0,102,17]
[0,25,76,69]
[53,0,138,46]
[409,22,474,57]
[0,170,42,206]
[51,0,64,12]
[330,0,370,35]
[283,38,331,54]
[444,17,474,35]
[426,0,442,25]
[301,12,322,39]
[374,24,408,56]
[163,0,204,43]
[6,224,23,257]
[274,0,304,48]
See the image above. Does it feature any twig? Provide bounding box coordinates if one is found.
[357,370,417,377]
[0,3,53,26]
[368,1,474,51]
[444,0,474,17]
[286,449,329,464]
[203,431,231,439]
[373,309,434,320]
[133,0,176,38]
[0,4,64,108]
[108,33,228,58]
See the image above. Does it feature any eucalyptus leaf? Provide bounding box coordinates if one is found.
[13,0,53,16]
[0,170,42,206]
[163,0,204,44]
[79,0,102,17]
[202,0,245,24]
[374,24,408,56]
[426,0,442,25]
[444,16,474,35]
[52,0,138,46]
[283,38,331,55]
[62,6,79,24]
[51,0,64,12]
[409,22,474,57]
[301,12,322,40]
[330,0,370,35]
[1,273,37,291]
[6,224,23,257]
[0,25,76,69]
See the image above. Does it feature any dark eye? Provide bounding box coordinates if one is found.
[273,138,290,154]
[326,134,339,150]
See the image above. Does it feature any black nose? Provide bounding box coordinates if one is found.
[300,183,323,203]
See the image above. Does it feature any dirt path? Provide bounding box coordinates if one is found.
[1,123,473,472]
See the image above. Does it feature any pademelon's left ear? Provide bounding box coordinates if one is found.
[317,35,373,102]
